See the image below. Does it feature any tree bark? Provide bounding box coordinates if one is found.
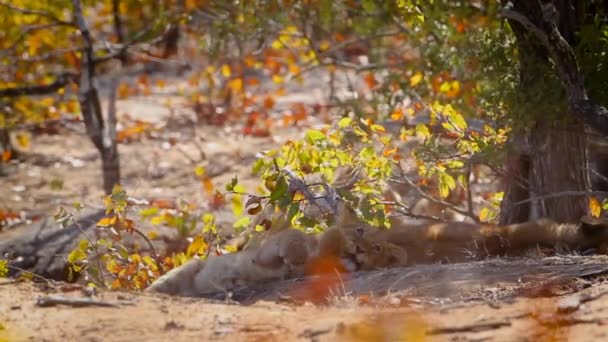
[499,0,590,224]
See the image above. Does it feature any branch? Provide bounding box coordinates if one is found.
[376,200,443,221]
[512,190,608,207]
[392,166,480,222]
[0,72,78,97]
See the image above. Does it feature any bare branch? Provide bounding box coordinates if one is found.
[392,165,480,222]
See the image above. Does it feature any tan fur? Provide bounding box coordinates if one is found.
[148,167,608,296]
[347,212,608,268]
[147,226,318,297]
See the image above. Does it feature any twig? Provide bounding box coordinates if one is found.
[376,201,443,222]
[392,166,479,222]
[298,327,332,339]
[427,320,511,335]
[465,160,475,219]
[7,265,55,285]
[512,190,608,207]
[36,295,127,308]
[132,227,160,261]
[0,72,78,97]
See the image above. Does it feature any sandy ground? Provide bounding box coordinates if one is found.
[2,279,608,341]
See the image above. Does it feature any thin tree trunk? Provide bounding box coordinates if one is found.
[72,0,121,194]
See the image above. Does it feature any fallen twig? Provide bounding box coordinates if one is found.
[298,327,333,339]
[36,295,129,308]
[427,320,511,335]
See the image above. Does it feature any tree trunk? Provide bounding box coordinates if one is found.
[527,123,589,222]
[499,0,590,224]
[101,145,120,194]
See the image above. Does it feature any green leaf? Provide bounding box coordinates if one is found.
[338,117,352,128]
[415,124,430,138]
[233,216,251,229]
[67,248,87,264]
[226,176,239,192]
[306,130,326,143]
[232,195,244,217]
[139,207,159,218]
[438,173,456,198]
[270,176,288,202]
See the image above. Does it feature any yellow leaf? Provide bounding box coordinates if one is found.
[147,231,158,240]
[186,235,208,257]
[415,124,430,138]
[194,165,206,177]
[221,64,232,78]
[370,124,385,133]
[67,248,87,264]
[0,259,8,277]
[232,195,244,217]
[13,131,31,150]
[149,215,166,225]
[272,75,284,84]
[590,197,602,218]
[410,72,423,87]
[438,174,456,198]
[319,40,331,51]
[97,215,117,227]
[478,207,492,222]
[228,78,243,93]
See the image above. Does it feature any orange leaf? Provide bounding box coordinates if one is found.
[118,83,130,99]
[246,77,261,86]
[291,103,308,122]
[264,96,275,109]
[203,177,214,195]
[383,147,397,157]
[150,199,175,209]
[228,78,243,93]
[1,150,12,162]
[390,109,404,121]
[364,73,378,89]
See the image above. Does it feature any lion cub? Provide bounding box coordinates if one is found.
[147,226,319,296]
[348,212,608,268]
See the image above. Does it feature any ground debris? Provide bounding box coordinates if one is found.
[35,295,132,308]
